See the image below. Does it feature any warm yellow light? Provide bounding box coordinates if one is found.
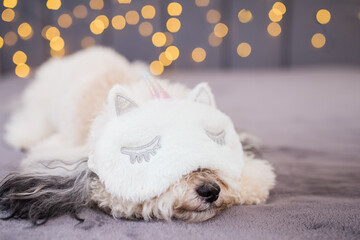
[273,2,286,15]
[267,22,281,37]
[50,48,65,58]
[141,5,156,19]
[73,5,87,19]
[138,22,153,37]
[159,52,173,66]
[316,9,331,24]
[89,0,103,10]
[118,0,131,3]
[149,61,164,75]
[167,2,182,16]
[192,47,206,63]
[208,32,222,47]
[46,0,61,10]
[41,26,51,39]
[311,33,326,48]
[18,23,33,40]
[45,26,60,40]
[166,18,181,33]
[195,0,209,7]
[90,19,104,35]
[96,15,109,29]
[4,31,17,46]
[3,0,17,8]
[13,51,27,65]
[125,11,139,25]
[238,9,253,23]
[214,23,228,38]
[0,36,3,48]
[164,32,174,46]
[152,32,166,47]
[237,42,251,57]
[58,14,72,28]
[165,45,179,60]
[206,9,221,24]
[112,15,126,30]
[358,12,360,20]
[50,36,65,51]
[81,36,96,49]
[15,63,30,78]
[268,9,282,22]
[2,8,15,22]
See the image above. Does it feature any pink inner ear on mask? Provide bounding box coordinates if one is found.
[143,72,171,99]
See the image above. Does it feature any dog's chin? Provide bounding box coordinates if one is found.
[173,202,223,222]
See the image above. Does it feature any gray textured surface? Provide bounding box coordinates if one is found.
[1,68,360,240]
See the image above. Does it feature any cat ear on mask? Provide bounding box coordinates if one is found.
[107,84,138,117]
[188,82,216,108]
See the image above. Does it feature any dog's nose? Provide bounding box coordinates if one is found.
[196,182,220,203]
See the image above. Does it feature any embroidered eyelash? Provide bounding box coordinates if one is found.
[121,136,161,164]
[205,129,226,146]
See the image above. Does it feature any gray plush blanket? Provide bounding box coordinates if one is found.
[0,68,359,240]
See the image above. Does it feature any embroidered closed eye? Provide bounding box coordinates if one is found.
[121,136,161,164]
[205,129,226,146]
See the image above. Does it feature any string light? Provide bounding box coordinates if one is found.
[273,2,286,15]
[118,0,131,3]
[125,11,139,25]
[58,14,72,28]
[141,5,156,19]
[238,9,253,23]
[165,45,179,60]
[206,10,221,24]
[50,36,65,51]
[2,8,15,22]
[45,26,60,40]
[89,0,103,10]
[208,32,222,47]
[166,18,181,33]
[96,15,109,29]
[15,63,30,78]
[192,47,206,62]
[17,23,33,40]
[138,22,153,36]
[267,22,281,37]
[316,9,331,24]
[149,61,164,75]
[3,0,17,8]
[159,52,172,66]
[237,43,251,57]
[4,31,17,46]
[46,0,61,10]
[167,2,182,16]
[73,5,87,19]
[152,32,166,47]
[81,36,96,48]
[12,51,27,65]
[90,19,105,35]
[195,0,209,7]
[164,32,174,46]
[311,33,326,48]
[112,15,126,30]
[214,23,228,38]
[268,8,282,22]
[0,36,3,48]
[50,48,65,58]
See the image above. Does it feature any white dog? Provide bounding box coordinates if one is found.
[0,47,275,224]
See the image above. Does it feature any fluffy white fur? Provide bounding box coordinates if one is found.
[3,47,276,223]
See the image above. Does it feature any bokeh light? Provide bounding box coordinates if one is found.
[149,61,164,75]
[238,9,253,23]
[41,26,51,39]
[112,15,126,30]
[12,51,27,65]
[267,22,281,37]
[208,32,222,47]
[195,0,209,7]
[89,0,103,10]
[167,2,182,16]
[15,63,30,78]
[17,23,33,40]
[311,33,326,48]
[138,22,153,36]
[214,23,228,38]
[237,42,251,57]
[4,31,17,46]
[45,26,60,40]
[164,32,174,46]
[152,32,166,47]
[159,52,172,66]
[316,9,331,24]
[3,0,17,8]
[90,19,105,35]
[165,45,180,60]
[2,8,15,22]
[50,36,65,51]
[46,0,61,10]
[73,5,87,19]
[268,9,283,22]
[273,2,286,15]
[58,14,72,28]
[166,18,181,33]
[141,5,156,19]
[125,11,139,25]
[118,0,131,3]
[0,36,3,48]
[96,15,109,29]
[192,47,206,63]
[206,10,221,24]
[81,36,96,48]
[50,48,65,58]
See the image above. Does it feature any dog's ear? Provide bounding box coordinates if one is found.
[108,84,138,117]
[188,83,216,108]
[238,158,276,205]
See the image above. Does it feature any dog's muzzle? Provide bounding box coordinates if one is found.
[196,182,220,203]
